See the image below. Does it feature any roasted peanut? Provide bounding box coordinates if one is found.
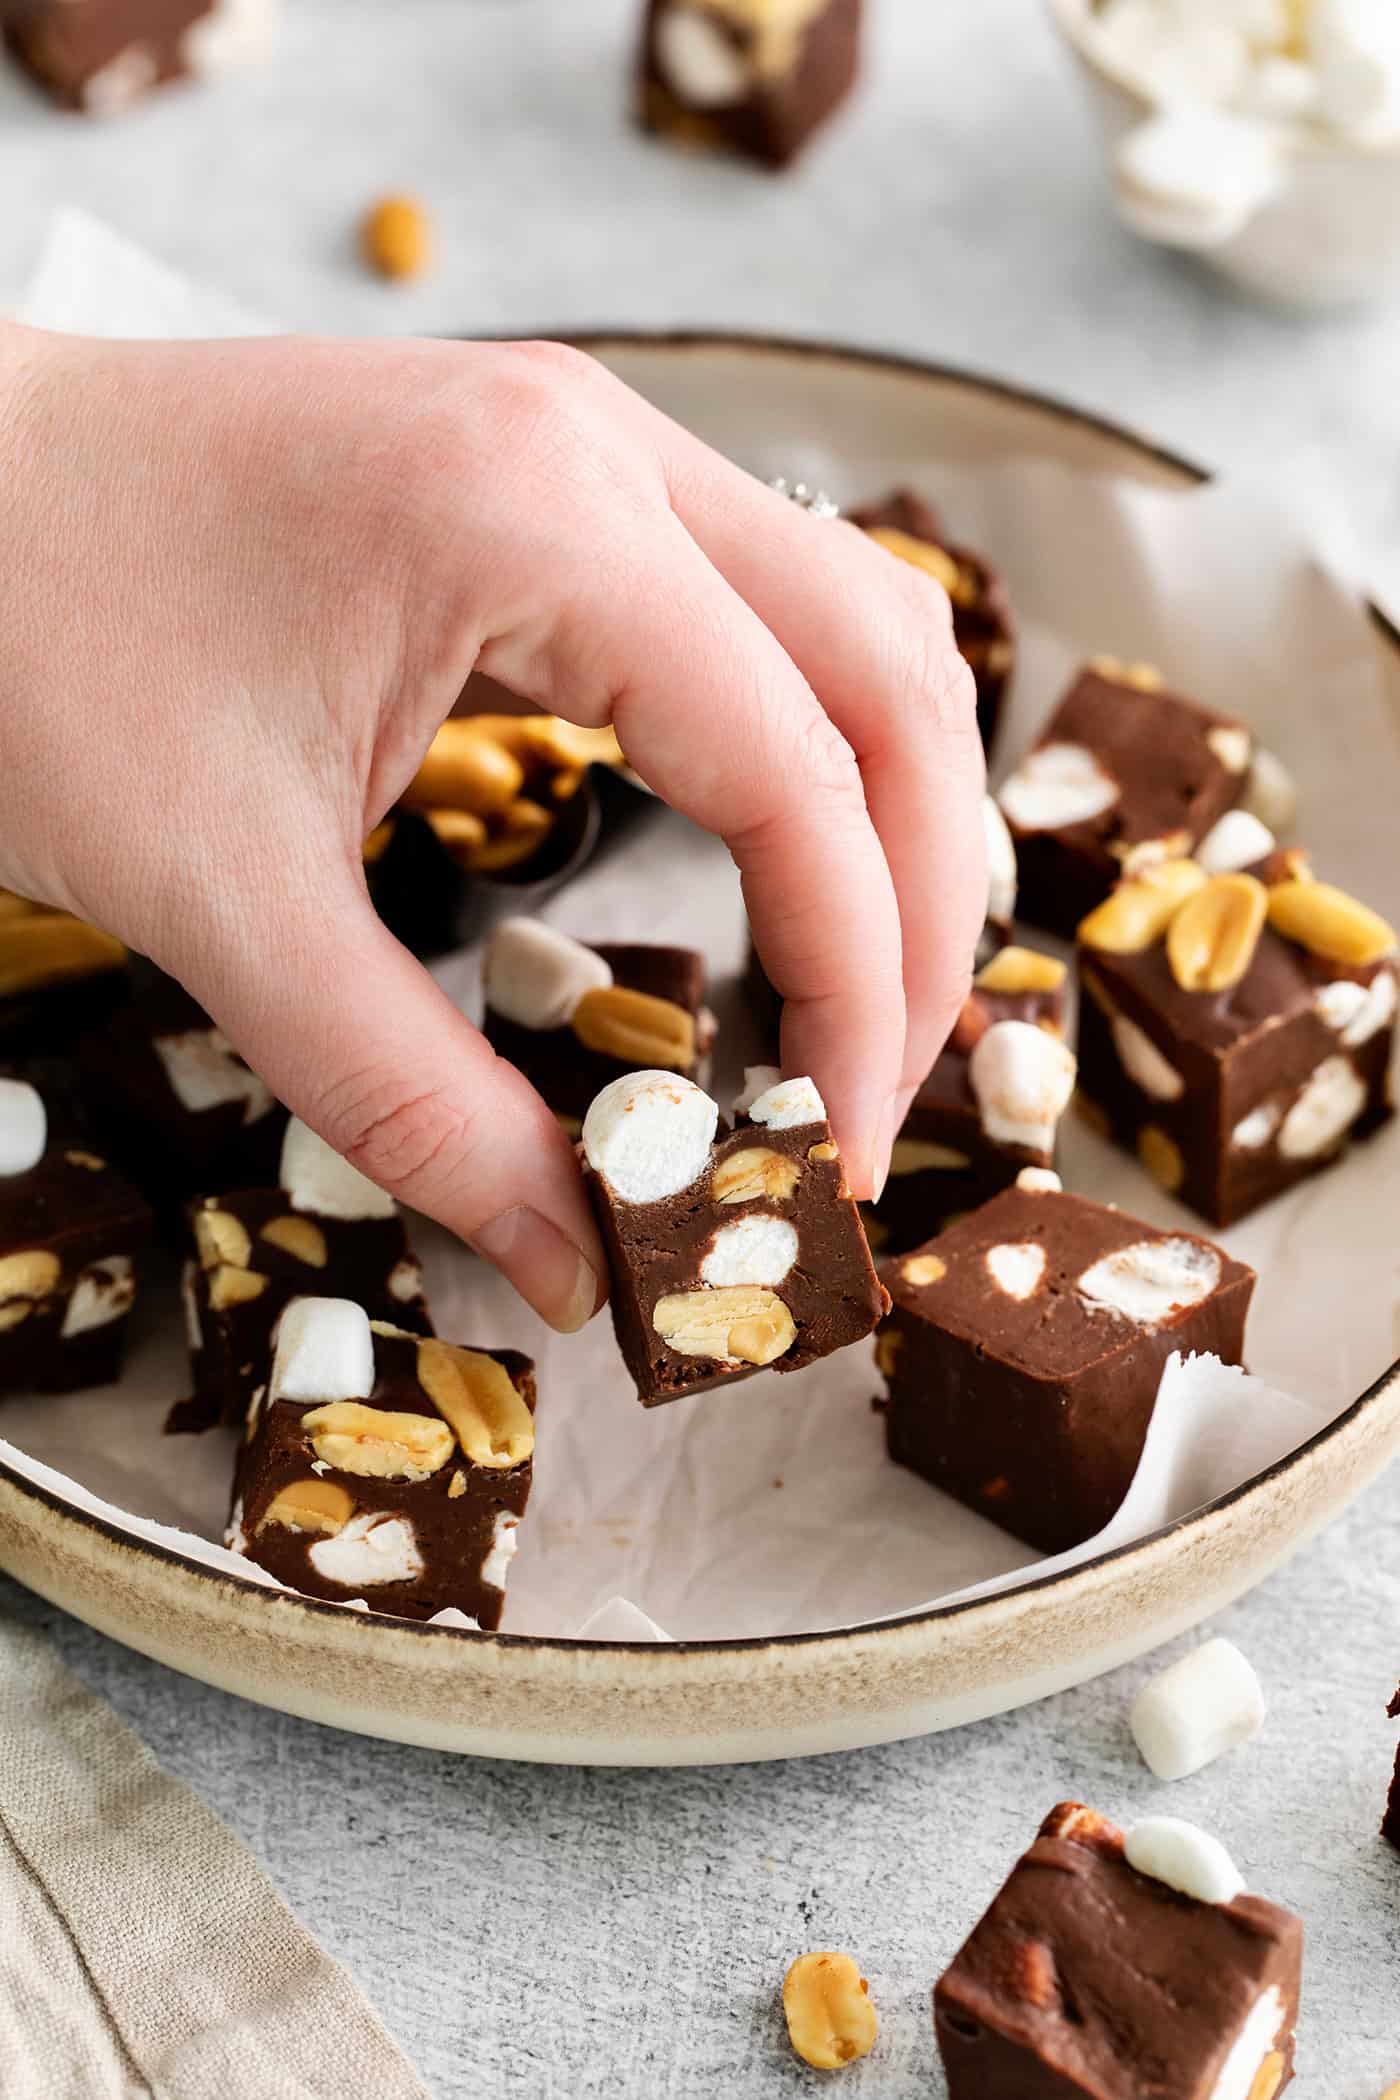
[259,1215,329,1268]
[417,1339,534,1469]
[652,1286,796,1366]
[360,194,432,281]
[1165,874,1267,992]
[303,1400,453,1481]
[711,1147,802,1205]
[1137,1125,1186,1193]
[259,1478,354,1536]
[782,1953,878,2071]
[572,984,696,1071]
[194,1206,252,1272]
[1078,859,1206,954]
[975,946,1068,996]
[403,721,525,817]
[900,1254,946,1287]
[1267,879,1396,968]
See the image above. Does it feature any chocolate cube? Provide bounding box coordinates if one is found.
[229,1300,534,1628]
[935,1803,1302,2100]
[850,487,1015,753]
[638,0,861,169]
[879,1178,1253,1551]
[0,1076,151,1397]
[2,0,278,114]
[178,1116,429,1434]
[997,662,1253,938]
[1077,863,1396,1225]
[583,1068,886,1407]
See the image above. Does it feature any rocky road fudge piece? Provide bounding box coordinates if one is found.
[638,0,861,168]
[2,0,277,113]
[997,661,1255,938]
[483,919,714,1134]
[583,1068,886,1407]
[1384,1686,1400,1854]
[0,1077,151,1397]
[879,1174,1254,1551]
[178,1116,429,1434]
[935,1803,1303,2100]
[228,1298,534,1627]
[0,893,128,1061]
[1077,858,1396,1225]
[850,487,1015,753]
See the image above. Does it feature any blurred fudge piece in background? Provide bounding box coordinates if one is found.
[638,0,861,168]
[1,0,278,114]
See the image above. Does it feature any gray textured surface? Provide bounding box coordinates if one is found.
[3,1,1399,2092]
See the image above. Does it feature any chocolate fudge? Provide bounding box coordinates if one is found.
[79,973,286,1216]
[1077,861,1396,1225]
[483,920,714,1134]
[583,1068,886,1407]
[0,893,128,1060]
[879,1177,1254,1552]
[228,1299,533,1628]
[935,1803,1303,2100]
[178,1116,429,1433]
[0,1076,151,1397]
[638,0,861,169]
[2,0,278,112]
[850,487,1016,753]
[1385,1687,1400,1854]
[997,662,1253,938]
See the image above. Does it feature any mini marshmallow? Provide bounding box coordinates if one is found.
[60,1256,135,1338]
[1206,725,1254,775]
[984,1241,1047,1300]
[308,1513,423,1589]
[482,918,613,1032]
[1123,1816,1246,1906]
[1130,1636,1266,1781]
[1115,106,1281,247]
[654,4,751,106]
[1094,0,1255,104]
[1277,1053,1366,1158]
[701,1215,799,1288]
[746,1075,826,1130]
[1315,970,1397,1047]
[427,1607,484,1631]
[270,1297,376,1404]
[1232,1100,1283,1150]
[153,1029,275,1126]
[1239,746,1298,832]
[998,743,1120,834]
[1195,808,1276,877]
[1077,1237,1221,1326]
[1112,1015,1185,1102]
[1015,1166,1062,1194]
[574,1596,672,1642]
[280,1118,397,1221]
[388,1256,424,1304]
[0,1079,46,1178]
[181,0,279,74]
[733,1065,782,1118]
[1311,0,1400,138]
[969,1020,1077,1152]
[1209,1989,1287,2100]
[982,794,1018,929]
[582,1070,718,1204]
[480,1511,520,1592]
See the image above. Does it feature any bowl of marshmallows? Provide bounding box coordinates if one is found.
[1048,0,1400,306]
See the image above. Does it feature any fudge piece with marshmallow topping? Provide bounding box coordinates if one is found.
[935,1801,1302,2100]
[227,1298,534,1627]
[176,1115,430,1435]
[637,0,861,170]
[482,919,714,1133]
[1077,858,1396,1225]
[0,1076,152,1397]
[582,1067,886,1407]
[2,0,278,114]
[878,1177,1253,1551]
[997,662,1254,939]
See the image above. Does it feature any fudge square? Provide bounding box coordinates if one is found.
[229,1299,534,1628]
[849,486,1016,754]
[935,1803,1303,2100]
[2,0,278,114]
[637,0,861,169]
[1077,861,1397,1226]
[482,919,714,1134]
[879,1177,1254,1553]
[997,661,1253,938]
[179,1115,429,1434]
[583,1068,887,1407]
[0,1076,152,1397]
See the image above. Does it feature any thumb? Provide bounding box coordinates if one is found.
[167,875,604,1334]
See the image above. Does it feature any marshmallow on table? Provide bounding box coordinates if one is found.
[1130,1636,1266,1780]
[0,1080,47,1178]
[1124,1815,1247,1905]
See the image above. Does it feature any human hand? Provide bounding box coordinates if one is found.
[0,325,985,1328]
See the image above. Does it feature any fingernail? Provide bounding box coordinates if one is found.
[871,1092,899,1205]
[471,1206,601,1333]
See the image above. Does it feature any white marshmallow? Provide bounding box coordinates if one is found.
[1311,0,1400,138]
[1195,809,1276,876]
[969,1020,1077,1152]
[0,1079,46,1177]
[654,5,751,107]
[279,1118,396,1220]
[270,1297,376,1404]
[60,1257,136,1338]
[1277,1054,1366,1158]
[308,1513,423,1589]
[1130,1637,1266,1781]
[1116,107,1281,247]
[427,1607,484,1631]
[746,1075,826,1130]
[1112,1015,1185,1101]
[1207,725,1254,775]
[1236,53,1320,120]
[574,1596,671,1642]
[1123,1816,1246,1906]
[582,1070,718,1204]
[1315,969,1397,1047]
[982,794,1018,929]
[984,1242,1047,1300]
[181,0,279,76]
[482,918,613,1031]
[1078,1237,1221,1326]
[700,1215,799,1288]
[154,1028,276,1127]
[998,743,1120,834]
[225,1497,248,1555]
[1095,0,1255,105]
[82,44,159,114]
[1239,746,1298,832]
[480,1511,520,1593]
[1232,1100,1282,1150]
[1015,1166,1063,1194]
[733,1066,783,1118]
[388,1256,424,1304]
[1208,1988,1286,2100]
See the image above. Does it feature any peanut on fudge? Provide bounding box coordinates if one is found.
[878,1172,1254,1552]
[582,1067,887,1407]
[935,1803,1303,2100]
[637,0,862,170]
[229,1298,535,1628]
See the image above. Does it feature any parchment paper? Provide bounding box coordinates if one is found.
[3,214,1395,1641]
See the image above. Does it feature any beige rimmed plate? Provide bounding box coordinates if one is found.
[1,334,1397,1766]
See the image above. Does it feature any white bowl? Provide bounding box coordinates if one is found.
[1047,0,1400,308]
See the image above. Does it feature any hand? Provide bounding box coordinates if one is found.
[0,326,985,1328]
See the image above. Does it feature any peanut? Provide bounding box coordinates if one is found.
[572,984,696,1071]
[194,1206,252,1273]
[1267,879,1396,968]
[1137,1125,1186,1194]
[208,1266,268,1311]
[259,1478,354,1536]
[0,913,126,998]
[303,1400,453,1481]
[360,194,432,281]
[1165,873,1267,992]
[1078,859,1206,953]
[259,1215,329,1268]
[403,721,525,817]
[466,798,553,873]
[416,1339,534,1469]
[652,1286,796,1366]
[711,1147,802,1205]
[866,525,964,599]
[974,946,1068,996]
[900,1254,946,1287]
[782,1952,878,2071]
[425,808,489,861]
[0,1249,60,1303]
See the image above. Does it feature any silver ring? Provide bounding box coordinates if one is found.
[768,475,840,520]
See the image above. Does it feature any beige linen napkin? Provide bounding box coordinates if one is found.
[0,1619,430,2100]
